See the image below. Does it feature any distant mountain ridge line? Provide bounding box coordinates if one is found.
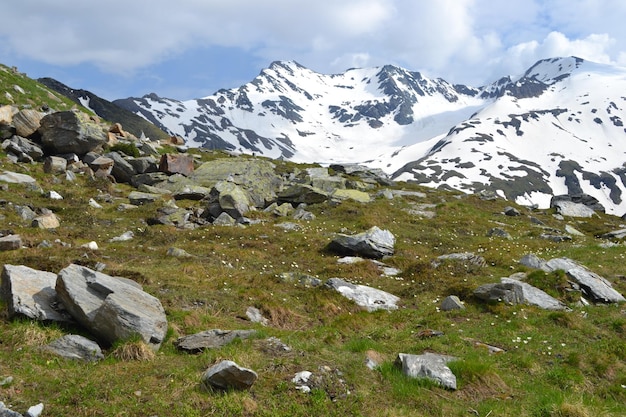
[38,56,626,216]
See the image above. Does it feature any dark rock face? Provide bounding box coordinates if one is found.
[39,111,107,155]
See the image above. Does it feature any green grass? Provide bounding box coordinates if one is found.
[1,151,625,416]
[0,64,82,111]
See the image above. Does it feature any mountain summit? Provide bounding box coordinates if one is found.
[114,57,626,215]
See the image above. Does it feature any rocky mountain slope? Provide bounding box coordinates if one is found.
[1,74,625,416]
[114,57,626,216]
[37,77,170,142]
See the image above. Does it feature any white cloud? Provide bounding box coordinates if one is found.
[489,31,617,80]
[1,0,625,89]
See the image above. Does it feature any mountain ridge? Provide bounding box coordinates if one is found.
[37,77,170,142]
[109,57,626,215]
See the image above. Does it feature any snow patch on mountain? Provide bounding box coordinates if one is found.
[114,57,626,215]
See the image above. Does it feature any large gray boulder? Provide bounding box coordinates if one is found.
[212,181,251,219]
[191,158,282,208]
[201,360,257,391]
[13,109,44,138]
[55,264,167,350]
[1,265,73,322]
[104,151,137,183]
[39,111,107,155]
[544,258,625,303]
[327,226,395,259]
[395,352,458,390]
[522,256,625,303]
[325,278,400,311]
[500,277,569,310]
[552,201,597,218]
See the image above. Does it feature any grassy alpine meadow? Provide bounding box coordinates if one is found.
[0,148,625,417]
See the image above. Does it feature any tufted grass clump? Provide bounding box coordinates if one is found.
[111,339,156,362]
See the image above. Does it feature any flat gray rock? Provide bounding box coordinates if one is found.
[128,191,160,205]
[174,329,257,353]
[325,278,400,312]
[44,334,104,362]
[395,352,458,390]
[553,201,596,218]
[0,171,37,184]
[500,277,569,310]
[601,228,626,240]
[433,252,486,268]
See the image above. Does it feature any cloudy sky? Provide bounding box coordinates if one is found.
[1,0,625,101]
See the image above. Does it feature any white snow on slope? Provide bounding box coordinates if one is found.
[125,57,626,215]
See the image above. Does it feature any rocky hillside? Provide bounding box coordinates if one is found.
[115,57,626,216]
[0,64,82,113]
[0,99,625,416]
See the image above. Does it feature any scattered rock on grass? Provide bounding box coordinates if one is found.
[327,226,395,259]
[201,360,257,391]
[440,295,465,311]
[325,278,400,312]
[521,255,626,303]
[0,235,21,251]
[395,352,458,390]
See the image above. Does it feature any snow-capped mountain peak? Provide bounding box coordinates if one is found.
[113,56,626,215]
